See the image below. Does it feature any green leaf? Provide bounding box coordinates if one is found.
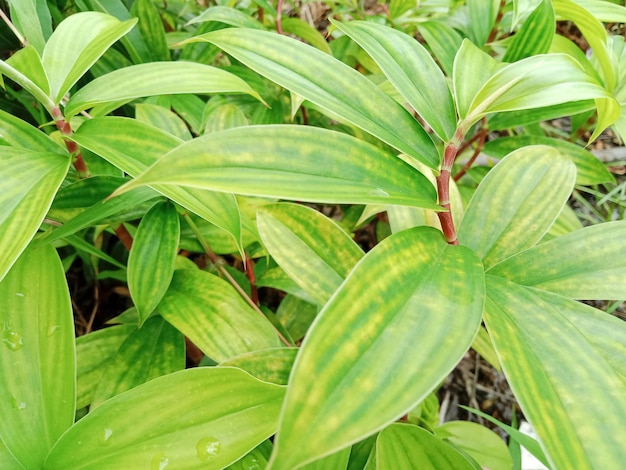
[488,221,626,299]
[301,447,351,470]
[0,148,69,283]
[0,439,22,470]
[281,18,332,55]
[76,324,137,409]
[186,6,266,30]
[469,0,499,46]
[482,135,614,185]
[204,103,249,133]
[453,40,502,122]
[91,316,185,407]
[113,125,439,209]
[42,11,137,103]
[458,146,576,269]
[158,269,281,362]
[219,348,298,385]
[45,368,286,470]
[332,20,456,141]
[40,186,160,245]
[5,45,50,95]
[553,0,615,91]
[373,424,475,469]
[463,53,619,137]
[188,28,440,169]
[130,0,169,61]
[435,421,512,470]
[257,203,364,305]
[484,275,626,469]
[128,201,180,324]
[9,0,52,55]
[502,0,555,62]
[0,108,65,152]
[135,103,193,140]
[0,245,74,469]
[487,100,596,130]
[417,21,464,77]
[71,117,243,250]
[269,227,484,469]
[65,62,263,117]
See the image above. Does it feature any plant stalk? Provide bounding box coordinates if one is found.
[436,132,464,245]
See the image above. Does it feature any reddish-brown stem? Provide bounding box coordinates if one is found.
[51,106,91,178]
[276,0,284,34]
[245,255,259,305]
[455,130,483,158]
[436,134,463,245]
[114,224,134,251]
[454,125,487,182]
[486,0,507,44]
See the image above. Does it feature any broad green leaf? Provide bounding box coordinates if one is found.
[332,20,456,141]
[373,424,475,469]
[0,148,69,283]
[281,18,332,55]
[227,442,272,470]
[435,421,512,470]
[487,100,596,130]
[482,135,614,185]
[257,203,364,305]
[469,0,499,46]
[553,0,615,91]
[0,245,74,469]
[113,125,439,210]
[76,324,137,409]
[71,117,243,249]
[459,406,550,468]
[453,40,501,122]
[574,0,626,22]
[275,294,319,342]
[135,103,193,140]
[418,21,464,77]
[65,62,263,117]
[188,28,440,169]
[74,0,153,63]
[458,146,576,269]
[130,0,169,61]
[489,221,626,299]
[45,368,286,470]
[42,12,137,103]
[40,186,160,244]
[302,447,351,470]
[463,53,619,138]
[269,227,484,469]
[158,269,281,362]
[5,45,50,95]
[502,0,555,62]
[484,275,626,469]
[204,103,249,133]
[219,348,298,385]
[256,266,318,303]
[9,0,52,55]
[128,201,180,324]
[186,6,266,29]
[0,108,65,152]
[171,94,206,135]
[0,439,22,470]
[91,316,185,408]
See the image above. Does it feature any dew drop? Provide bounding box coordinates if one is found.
[11,396,26,411]
[47,325,60,337]
[151,452,169,470]
[15,292,24,297]
[241,454,261,470]
[98,428,113,446]
[2,325,24,351]
[369,188,390,197]
[196,436,221,461]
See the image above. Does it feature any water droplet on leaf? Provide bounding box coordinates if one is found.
[2,325,24,351]
[98,428,113,446]
[15,292,24,297]
[11,396,26,411]
[368,188,390,197]
[151,452,169,470]
[196,436,221,461]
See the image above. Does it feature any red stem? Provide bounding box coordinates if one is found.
[436,135,463,245]
[52,106,91,178]
[276,0,284,34]
[453,124,487,182]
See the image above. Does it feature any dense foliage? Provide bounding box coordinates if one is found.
[1,0,626,468]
